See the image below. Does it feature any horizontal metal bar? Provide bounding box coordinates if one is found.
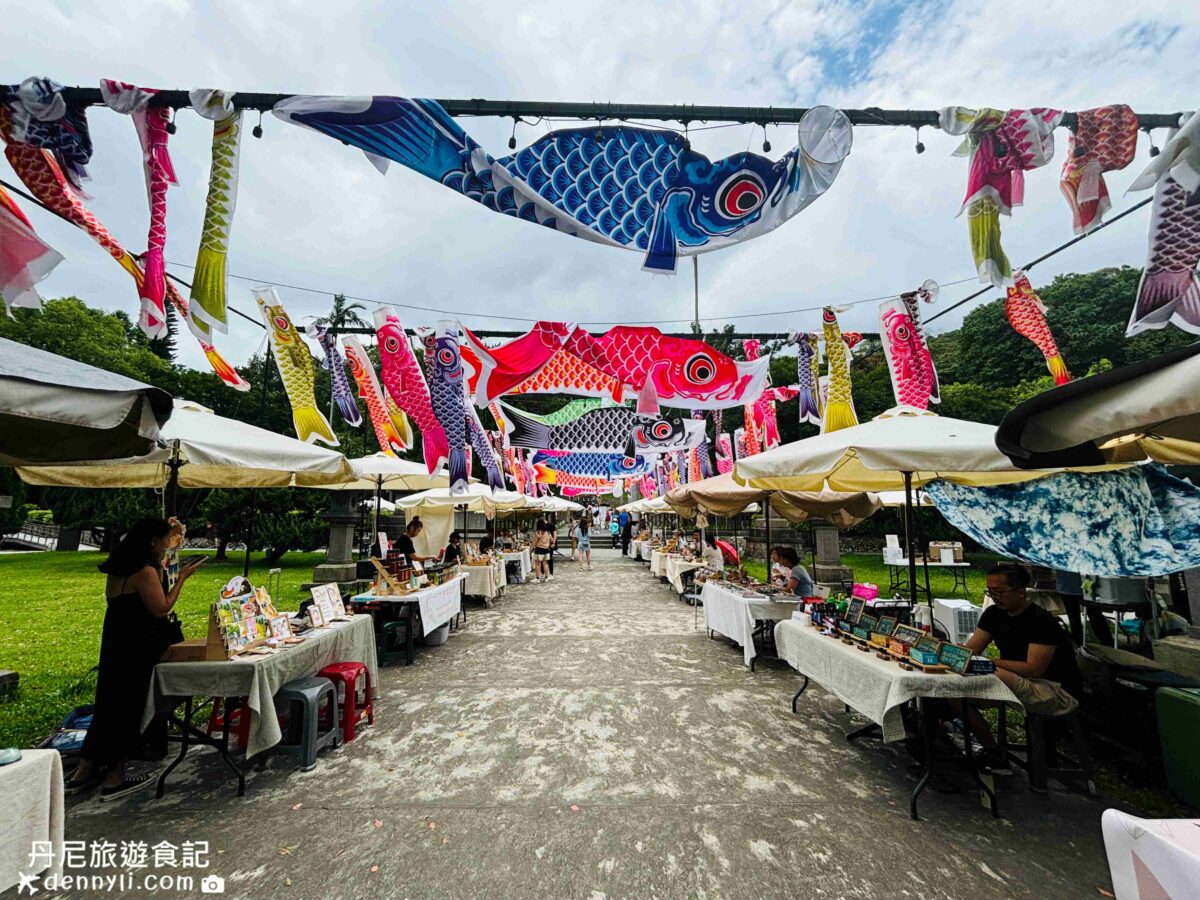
[0,85,1184,130]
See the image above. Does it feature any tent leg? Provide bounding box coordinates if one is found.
[242,488,257,579]
[164,450,182,520]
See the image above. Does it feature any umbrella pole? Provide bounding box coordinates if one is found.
[903,472,920,611]
[243,343,274,579]
[164,441,182,519]
[374,477,383,552]
[764,496,772,576]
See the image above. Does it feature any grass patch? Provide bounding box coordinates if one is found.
[744,551,996,601]
[0,550,325,749]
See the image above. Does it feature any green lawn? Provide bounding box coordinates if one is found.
[0,550,325,749]
[745,551,998,601]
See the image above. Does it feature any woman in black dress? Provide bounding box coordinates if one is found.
[66,518,205,800]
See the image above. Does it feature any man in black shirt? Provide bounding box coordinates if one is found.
[441,532,464,565]
[969,563,1082,716]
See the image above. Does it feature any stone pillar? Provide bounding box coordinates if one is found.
[810,518,853,587]
[311,492,358,584]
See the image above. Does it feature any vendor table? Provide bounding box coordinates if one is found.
[351,573,467,660]
[667,557,705,595]
[145,615,378,797]
[650,550,672,579]
[702,582,799,668]
[775,616,1020,819]
[462,560,504,604]
[630,540,651,561]
[0,750,63,894]
[886,558,972,596]
[502,549,533,581]
[1102,809,1200,899]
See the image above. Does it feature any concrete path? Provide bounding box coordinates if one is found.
[62,550,1113,899]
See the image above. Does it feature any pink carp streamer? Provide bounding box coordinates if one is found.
[100,80,177,339]
[1005,272,1071,384]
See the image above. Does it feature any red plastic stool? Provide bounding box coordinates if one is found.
[205,697,251,749]
[317,662,374,742]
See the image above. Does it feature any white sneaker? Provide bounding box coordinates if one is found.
[547,574,554,581]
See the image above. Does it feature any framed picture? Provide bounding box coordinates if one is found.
[308,602,326,628]
[846,597,865,624]
[939,642,972,675]
[858,613,879,632]
[915,635,943,656]
[892,624,924,646]
[269,615,291,639]
[875,616,898,636]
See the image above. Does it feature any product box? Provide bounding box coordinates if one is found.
[911,647,942,666]
[928,541,964,562]
[165,638,225,662]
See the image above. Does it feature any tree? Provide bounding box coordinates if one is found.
[323,293,368,331]
[198,488,329,565]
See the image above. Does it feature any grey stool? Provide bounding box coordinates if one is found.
[998,705,1096,796]
[270,676,340,771]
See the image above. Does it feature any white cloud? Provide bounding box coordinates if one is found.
[3,0,1197,378]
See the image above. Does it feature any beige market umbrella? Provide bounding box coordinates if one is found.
[0,337,173,465]
[666,472,880,527]
[996,342,1200,468]
[17,399,353,491]
[17,399,354,577]
[734,406,1116,603]
[318,453,450,537]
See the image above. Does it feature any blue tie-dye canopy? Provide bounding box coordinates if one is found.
[926,465,1200,577]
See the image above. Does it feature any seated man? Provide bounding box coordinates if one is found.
[441,531,464,566]
[969,563,1082,716]
[776,547,815,597]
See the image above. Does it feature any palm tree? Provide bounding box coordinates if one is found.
[324,293,368,331]
[317,294,369,422]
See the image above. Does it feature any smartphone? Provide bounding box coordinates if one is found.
[180,556,208,566]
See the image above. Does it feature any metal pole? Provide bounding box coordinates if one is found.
[9,87,1182,130]
[903,472,920,609]
[692,256,700,332]
[243,344,273,579]
[164,441,182,519]
[763,496,772,576]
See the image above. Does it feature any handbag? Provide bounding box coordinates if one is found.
[154,611,185,660]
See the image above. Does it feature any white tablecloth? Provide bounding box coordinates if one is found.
[1102,809,1200,900]
[630,540,650,561]
[702,583,797,667]
[352,574,466,636]
[667,557,705,594]
[502,549,532,579]
[0,750,63,894]
[650,550,673,578]
[774,617,1021,742]
[462,560,504,600]
[143,615,378,759]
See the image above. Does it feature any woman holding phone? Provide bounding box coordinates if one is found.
[66,518,206,800]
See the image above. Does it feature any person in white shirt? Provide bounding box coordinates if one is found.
[701,534,725,572]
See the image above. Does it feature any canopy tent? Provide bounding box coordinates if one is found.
[0,337,173,465]
[317,452,449,538]
[666,472,880,528]
[734,406,1115,603]
[396,484,536,555]
[17,399,354,576]
[996,342,1200,468]
[540,496,585,513]
[17,399,354,491]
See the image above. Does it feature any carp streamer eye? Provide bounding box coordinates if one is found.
[684,353,716,384]
[651,420,673,440]
[273,315,290,333]
[716,173,766,218]
[822,308,836,324]
[438,348,456,366]
[621,457,637,470]
[895,325,910,340]
[384,335,400,353]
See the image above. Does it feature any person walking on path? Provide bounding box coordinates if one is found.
[572,518,592,571]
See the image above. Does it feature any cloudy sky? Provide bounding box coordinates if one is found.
[4,0,1198,373]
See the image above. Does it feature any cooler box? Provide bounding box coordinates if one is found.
[1156,687,1200,808]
